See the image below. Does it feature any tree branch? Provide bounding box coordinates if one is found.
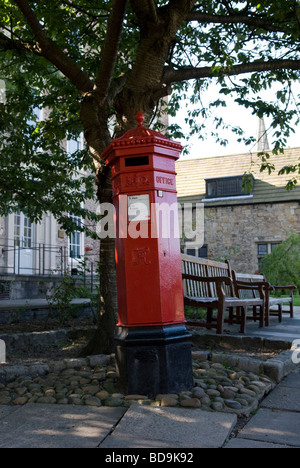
[164,59,300,84]
[60,0,110,20]
[95,0,128,104]
[13,0,93,95]
[147,0,159,23]
[129,0,158,26]
[0,30,47,56]
[0,31,23,51]
[186,10,293,33]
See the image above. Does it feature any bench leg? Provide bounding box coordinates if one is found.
[239,306,247,334]
[228,307,234,324]
[216,305,225,334]
[265,305,269,327]
[278,304,282,322]
[259,306,264,328]
[290,302,294,319]
[253,306,257,322]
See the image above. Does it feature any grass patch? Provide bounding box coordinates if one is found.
[293,295,300,306]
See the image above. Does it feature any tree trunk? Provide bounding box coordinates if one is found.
[80,163,118,356]
[80,237,117,356]
[79,99,118,356]
[80,4,196,356]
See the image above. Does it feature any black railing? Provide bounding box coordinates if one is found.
[0,239,99,279]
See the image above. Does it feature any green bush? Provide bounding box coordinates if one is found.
[260,232,300,292]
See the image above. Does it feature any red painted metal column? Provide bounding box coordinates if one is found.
[102,112,193,397]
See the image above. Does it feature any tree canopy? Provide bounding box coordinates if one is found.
[0,1,300,225]
[1,0,300,353]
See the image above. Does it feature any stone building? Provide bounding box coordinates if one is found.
[0,201,100,278]
[0,130,100,278]
[176,147,300,273]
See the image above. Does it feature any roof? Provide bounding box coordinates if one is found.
[175,147,300,206]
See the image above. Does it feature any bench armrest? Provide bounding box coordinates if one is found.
[182,274,232,286]
[234,280,266,300]
[271,284,297,298]
[235,280,270,289]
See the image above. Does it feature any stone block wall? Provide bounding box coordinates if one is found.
[0,275,99,301]
[203,202,300,273]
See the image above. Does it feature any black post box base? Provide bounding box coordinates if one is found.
[114,324,194,398]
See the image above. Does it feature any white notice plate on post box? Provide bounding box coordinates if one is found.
[128,194,150,221]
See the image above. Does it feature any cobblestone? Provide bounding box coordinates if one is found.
[0,351,278,416]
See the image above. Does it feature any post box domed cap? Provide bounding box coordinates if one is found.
[103,111,183,155]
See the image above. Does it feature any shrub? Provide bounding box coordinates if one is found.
[260,232,300,292]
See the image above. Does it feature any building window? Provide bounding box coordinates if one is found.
[14,211,33,248]
[185,246,208,258]
[69,214,83,259]
[258,244,268,257]
[257,242,280,262]
[205,175,251,199]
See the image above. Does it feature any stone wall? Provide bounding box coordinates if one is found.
[0,275,98,301]
[203,201,300,273]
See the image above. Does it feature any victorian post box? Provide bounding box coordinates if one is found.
[102,112,193,397]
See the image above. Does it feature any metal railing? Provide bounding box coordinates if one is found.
[0,239,99,279]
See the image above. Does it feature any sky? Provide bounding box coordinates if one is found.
[171,81,300,160]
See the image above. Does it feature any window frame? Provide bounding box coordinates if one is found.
[69,214,84,260]
[257,241,281,263]
[205,175,252,199]
[184,245,208,258]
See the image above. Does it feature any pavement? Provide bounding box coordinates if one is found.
[1,368,299,449]
[0,308,300,449]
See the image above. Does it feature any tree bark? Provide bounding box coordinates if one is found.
[79,94,119,356]
[163,59,300,84]
[80,172,117,356]
[81,0,199,356]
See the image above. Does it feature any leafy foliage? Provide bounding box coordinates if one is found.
[1,0,300,225]
[0,38,97,232]
[167,0,300,155]
[260,232,300,291]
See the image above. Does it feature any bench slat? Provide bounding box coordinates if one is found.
[181,255,264,334]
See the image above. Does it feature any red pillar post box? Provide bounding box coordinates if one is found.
[102,112,193,397]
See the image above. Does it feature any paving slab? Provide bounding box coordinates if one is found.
[237,408,300,448]
[261,385,300,412]
[0,404,126,448]
[100,434,195,448]
[100,404,237,449]
[279,369,300,388]
[225,438,292,448]
[0,405,19,420]
[260,369,300,412]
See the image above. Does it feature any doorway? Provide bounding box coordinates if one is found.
[14,212,34,274]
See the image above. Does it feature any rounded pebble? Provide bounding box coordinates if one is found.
[0,353,273,414]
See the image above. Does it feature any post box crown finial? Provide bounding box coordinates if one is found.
[102,110,183,161]
[136,111,144,127]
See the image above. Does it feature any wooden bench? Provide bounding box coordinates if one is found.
[181,255,265,334]
[232,271,297,326]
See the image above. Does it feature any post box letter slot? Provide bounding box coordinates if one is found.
[125,156,149,167]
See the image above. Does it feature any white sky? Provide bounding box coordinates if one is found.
[171,81,300,160]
